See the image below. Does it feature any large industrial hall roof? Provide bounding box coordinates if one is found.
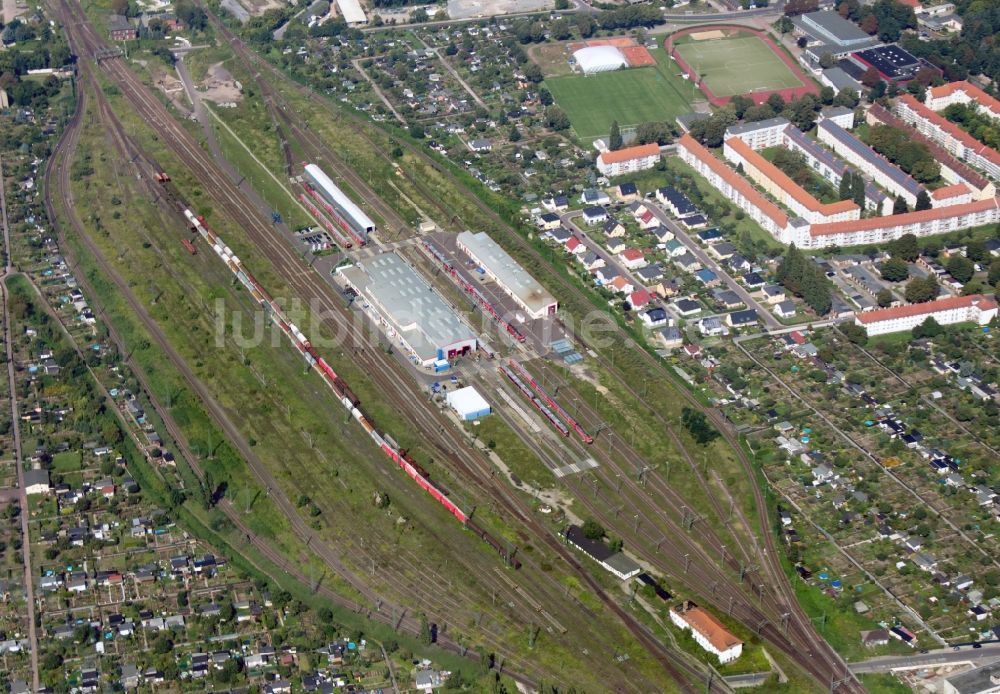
[340,252,475,362]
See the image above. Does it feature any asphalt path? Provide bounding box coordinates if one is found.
[0,154,41,692]
[849,643,1000,673]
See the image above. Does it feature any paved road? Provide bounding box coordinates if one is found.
[0,155,40,691]
[351,58,406,125]
[559,209,654,297]
[363,1,781,31]
[646,202,783,330]
[560,199,782,330]
[850,643,1000,673]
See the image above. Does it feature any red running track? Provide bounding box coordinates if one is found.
[665,25,819,107]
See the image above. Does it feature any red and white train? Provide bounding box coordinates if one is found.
[180,207,518,567]
[507,359,593,445]
[423,241,526,344]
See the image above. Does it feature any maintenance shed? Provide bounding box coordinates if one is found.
[457,231,558,319]
[339,252,477,367]
[446,386,491,420]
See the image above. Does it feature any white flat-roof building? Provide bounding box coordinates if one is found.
[446,386,491,420]
[457,231,557,319]
[335,0,367,25]
[724,117,790,150]
[339,253,477,366]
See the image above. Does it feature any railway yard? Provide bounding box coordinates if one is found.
[10,1,862,690]
[5,0,998,691]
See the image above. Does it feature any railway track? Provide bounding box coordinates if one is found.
[257,56,867,689]
[53,58,564,685]
[49,2,718,689]
[47,44,586,690]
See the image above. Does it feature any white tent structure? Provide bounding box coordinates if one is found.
[573,46,628,75]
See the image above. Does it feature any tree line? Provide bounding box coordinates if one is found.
[943,102,1000,151]
[776,244,833,315]
[900,0,1000,84]
[865,124,941,184]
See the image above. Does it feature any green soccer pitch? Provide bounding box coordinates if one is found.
[673,35,805,98]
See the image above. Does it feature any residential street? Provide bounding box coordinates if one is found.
[645,203,783,330]
[560,198,783,331]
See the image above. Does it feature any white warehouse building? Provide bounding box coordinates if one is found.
[339,252,477,366]
[456,231,558,320]
[446,386,491,420]
[303,163,376,242]
[573,45,627,74]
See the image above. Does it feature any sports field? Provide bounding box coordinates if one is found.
[544,49,699,140]
[674,35,804,98]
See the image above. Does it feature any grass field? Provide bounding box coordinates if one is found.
[674,36,804,98]
[544,48,699,140]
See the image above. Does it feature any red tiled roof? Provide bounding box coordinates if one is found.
[676,606,742,652]
[898,94,1000,168]
[867,103,991,191]
[566,237,582,251]
[610,276,632,291]
[856,294,997,324]
[928,81,1000,118]
[810,196,1000,236]
[599,143,660,166]
[726,138,859,218]
[620,249,644,261]
[678,134,789,229]
[630,289,653,307]
[931,183,971,200]
[790,330,807,344]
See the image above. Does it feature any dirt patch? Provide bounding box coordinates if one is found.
[148,62,193,116]
[528,42,574,77]
[200,62,243,105]
[690,29,725,41]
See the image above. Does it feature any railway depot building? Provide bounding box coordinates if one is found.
[670,601,743,664]
[339,252,477,366]
[457,231,558,319]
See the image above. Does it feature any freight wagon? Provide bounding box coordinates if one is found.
[178,199,519,569]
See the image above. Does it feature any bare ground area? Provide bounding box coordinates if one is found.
[1,0,27,23]
[200,62,243,105]
[151,60,241,109]
[528,42,574,78]
[145,61,195,116]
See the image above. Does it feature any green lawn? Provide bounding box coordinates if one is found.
[674,36,803,98]
[545,48,699,140]
[51,450,82,473]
